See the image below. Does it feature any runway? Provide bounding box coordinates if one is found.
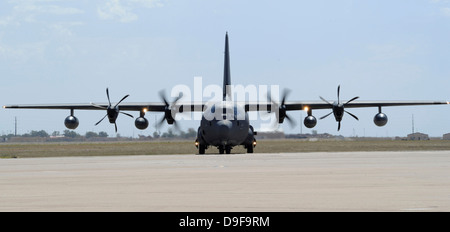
[1,151,450,211]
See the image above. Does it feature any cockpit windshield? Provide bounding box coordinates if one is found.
[208,103,245,121]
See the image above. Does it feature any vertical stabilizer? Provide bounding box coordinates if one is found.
[223,32,231,101]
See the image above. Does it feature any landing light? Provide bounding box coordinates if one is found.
[447,101,450,105]
[143,108,148,113]
[303,106,309,112]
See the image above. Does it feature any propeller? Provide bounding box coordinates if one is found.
[92,88,133,132]
[319,85,359,131]
[267,89,296,127]
[156,90,183,130]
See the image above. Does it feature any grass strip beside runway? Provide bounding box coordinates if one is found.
[1,139,450,158]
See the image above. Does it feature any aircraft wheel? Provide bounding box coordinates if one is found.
[247,145,253,153]
[198,144,206,155]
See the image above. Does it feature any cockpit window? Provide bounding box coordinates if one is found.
[205,104,245,121]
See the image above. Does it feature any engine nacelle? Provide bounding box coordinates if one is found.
[64,115,79,129]
[135,117,149,130]
[374,113,388,127]
[304,115,317,128]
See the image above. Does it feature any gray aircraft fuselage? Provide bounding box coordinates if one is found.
[199,102,251,147]
[195,33,256,154]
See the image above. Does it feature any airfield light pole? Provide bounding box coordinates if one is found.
[154,115,160,137]
[14,117,17,137]
[300,112,303,134]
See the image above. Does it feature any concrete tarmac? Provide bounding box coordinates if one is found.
[1,151,450,211]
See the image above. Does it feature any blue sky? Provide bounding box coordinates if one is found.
[1,0,450,137]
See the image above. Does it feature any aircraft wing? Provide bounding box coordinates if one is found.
[3,102,207,112]
[4,103,165,111]
[4,100,448,132]
[5,100,448,112]
[330,100,449,109]
[245,100,449,112]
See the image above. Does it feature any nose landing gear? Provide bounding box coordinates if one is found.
[219,145,232,154]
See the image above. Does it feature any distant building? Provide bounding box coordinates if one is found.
[443,133,450,140]
[407,132,429,141]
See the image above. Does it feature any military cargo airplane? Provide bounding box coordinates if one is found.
[4,33,449,154]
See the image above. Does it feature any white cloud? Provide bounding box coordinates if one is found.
[430,0,450,17]
[0,0,84,26]
[50,21,84,37]
[442,7,450,16]
[0,40,49,64]
[13,3,84,15]
[97,0,138,23]
[0,16,17,26]
[130,0,164,8]
[97,0,163,23]
[0,1,85,63]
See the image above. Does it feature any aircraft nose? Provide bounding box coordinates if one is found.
[216,120,232,137]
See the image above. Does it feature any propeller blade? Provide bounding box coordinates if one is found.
[171,93,184,115]
[156,116,166,129]
[120,112,134,118]
[281,89,291,106]
[266,92,274,104]
[93,88,133,133]
[267,89,291,106]
[106,88,111,106]
[91,103,107,109]
[337,85,340,103]
[320,112,333,120]
[172,121,182,132]
[266,93,279,111]
[319,85,359,131]
[320,96,333,106]
[285,114,296,127]
[95,114,108,126]
[345,96,359,105]
[345,110,359,121]
[114,94,130,108]
[173,92,183,105]
[159,90,169,106]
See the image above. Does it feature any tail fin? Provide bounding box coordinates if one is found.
[223,32,231,101]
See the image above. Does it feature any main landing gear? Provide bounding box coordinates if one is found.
[195,139,257,155]
[195,139,207,155]
[218,145,232,154]
[245,139,257,154]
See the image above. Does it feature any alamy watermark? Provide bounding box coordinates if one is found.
[168,76,282,128]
